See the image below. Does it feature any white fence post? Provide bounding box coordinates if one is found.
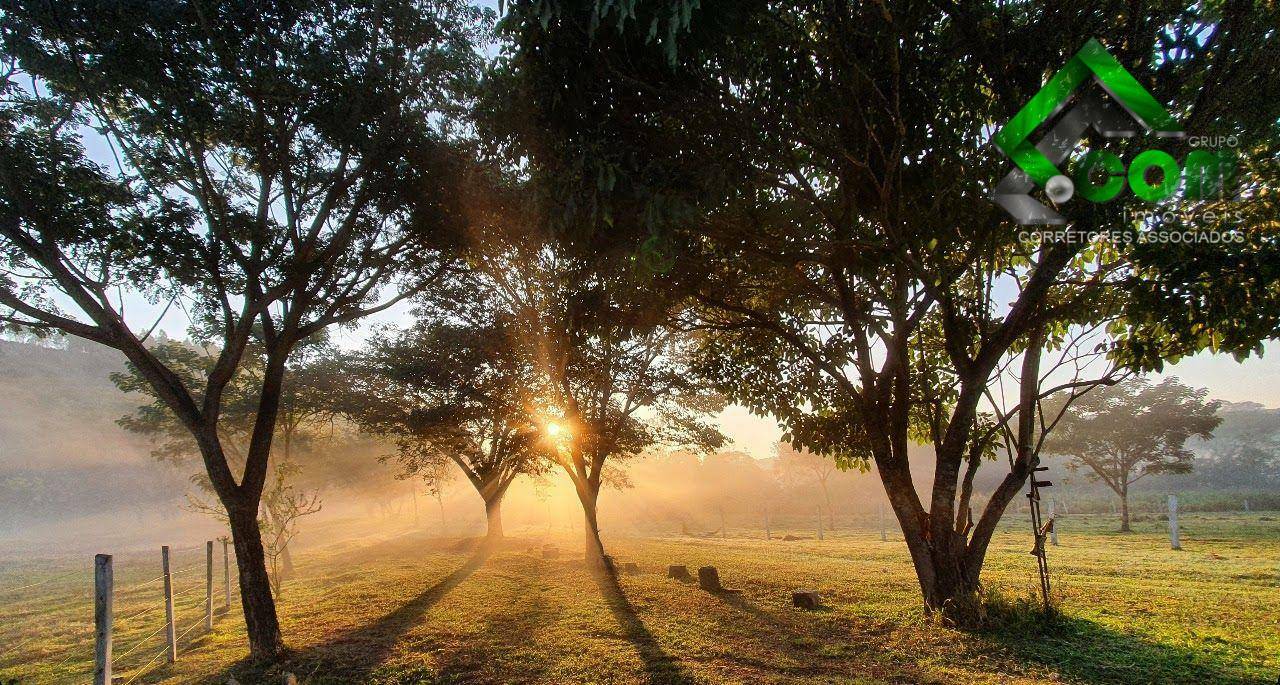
[1049,498,1059,546]
[93,554,113,685]
[1168,494,1181,550]
[879,502,887,542]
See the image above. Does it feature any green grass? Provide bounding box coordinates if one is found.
[2,512,1277,684]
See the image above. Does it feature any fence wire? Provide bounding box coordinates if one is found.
[0,543,242,682]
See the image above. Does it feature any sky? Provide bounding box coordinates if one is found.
[715,343,1280,458]
[96,284,1280,460]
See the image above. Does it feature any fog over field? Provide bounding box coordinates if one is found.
[3,337,1276,561]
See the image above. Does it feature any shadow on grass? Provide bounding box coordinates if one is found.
[591,568,694,685]
[219,540,494,683]
[985,612,1267,685]
[704,590,873,679]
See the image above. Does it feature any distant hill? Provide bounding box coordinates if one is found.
[0,338,152,470]
[0,338,192,528]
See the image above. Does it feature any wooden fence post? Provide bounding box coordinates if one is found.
[205,541,214,631]
[816,505,824,541]
[764,507,771,540]
[1168,494,1181,550]
[222,538,231,609]
[1049,498,1059,546]
[93,554,113,685]
[162,545,177,662]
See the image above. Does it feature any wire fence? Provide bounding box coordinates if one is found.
[0,541,242,684]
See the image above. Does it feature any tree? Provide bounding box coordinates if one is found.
[348,314,550,540]
[777,441,837,530]
[114,336,343,586]
[543,321,723,566]
[1194,403,1280,490]
[493,0,1280,615]
[465,219,726,566]
[0,0,486,658]
[1046,377,1222,531]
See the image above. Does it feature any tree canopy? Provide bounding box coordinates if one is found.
[493,0,1280,612]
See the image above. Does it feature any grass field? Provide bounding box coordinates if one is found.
[2,512,1277,684]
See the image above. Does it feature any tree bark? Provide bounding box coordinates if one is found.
[820,480,834,529]
[576,481,606,567]
[1120,486,1131,532]
[483,494,505,539]
[227,503,283,660]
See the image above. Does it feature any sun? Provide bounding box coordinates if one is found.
[544,421,564,437]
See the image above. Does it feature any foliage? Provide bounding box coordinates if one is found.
[776,441,839,527]
[345,306,551,513]
[1192,402,1280,488]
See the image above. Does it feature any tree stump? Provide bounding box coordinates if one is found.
[792,591,822,610]
[667,564,693,581]
[623,562,640,575]
[697,566,742,593]
[697,566,723,591]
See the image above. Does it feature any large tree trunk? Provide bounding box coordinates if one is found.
[230,349,289,658]
[575,481,606,568]
[227,503,284,660]
[469,471,512,541]
[484,494,505,539]
[889,501,989,616]
[878,435,1038,618]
